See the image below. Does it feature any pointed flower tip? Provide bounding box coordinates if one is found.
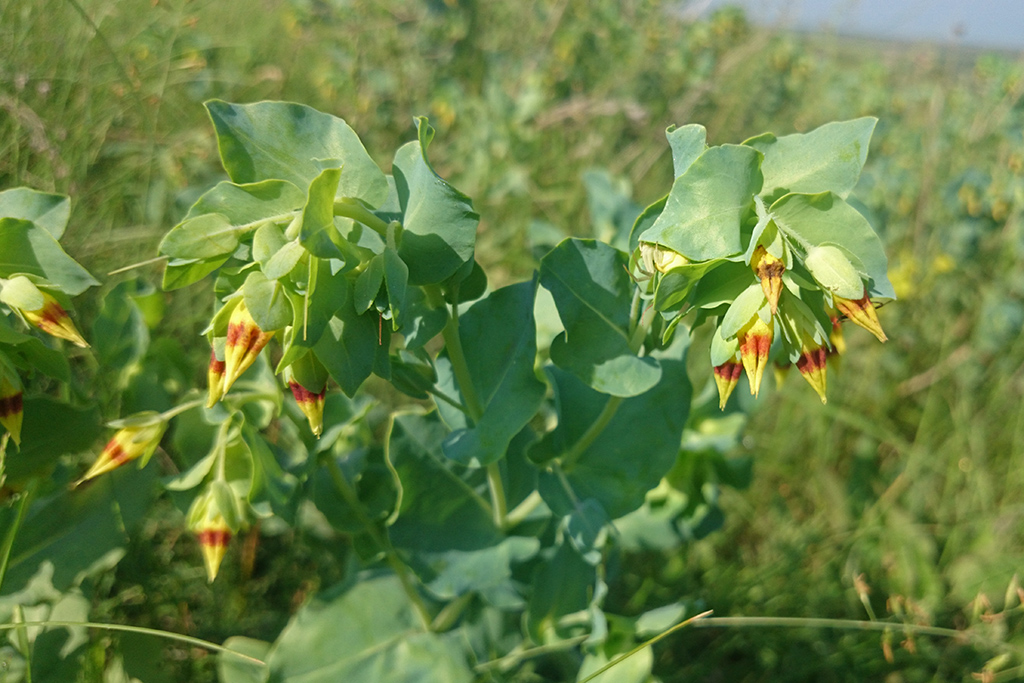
[207,349,226,407]
[835,292,887,343]
[0,375,23,446]
[22,294,89,348]
[796,339,828,403]
[713,360,742,411]
[289,380,326,437]
[198,517,232,582]
[222,301,275,393]
[79,421,167,483]
[739,317,773,398]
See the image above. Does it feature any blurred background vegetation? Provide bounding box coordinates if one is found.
[3,0,1024,680]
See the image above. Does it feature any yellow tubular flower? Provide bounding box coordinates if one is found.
[288,380,326,438]
[77,420,167,484]
[21,292,89,348]
[833,291,887,343]
[738,317,773,398]
[222,301,275,394]
[206,347,226,408]
[796,334,829,404]
[0,372,24,446]
[197,514,232,583]
[713,357,743,411]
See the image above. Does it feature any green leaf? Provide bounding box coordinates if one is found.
[803,244,864,298]
[719,283,767,339]
[185,179,304,225]
[652,259,724,311]
[354,253,385,314]
[205,100,388,207]
[265,575,473,683]
[162,255,230,291]
[0,188,71,239]
[0,275,44,311]
[264,241,305,281]
[159,214,240,260]
[666,123,707,178]
[300,166,348,261]
[313,304,380,397]
[745,117,877,203]
[218,637,271,683]
[90,280,150,388]
[437,279,546,466]
[242,270,293,332]
[278,261,349,362]
[2,463,157,595]
[540,239,660,397]
[382,248,408,330]
[688,260,753,309]
[393,118,479,285]
[4,397,102,485]
[526,541,600,641]
[578,647,653,683]
[638,145,762,262]
[536,353,691,519]
[627,194,666,253]
[770,191,895,300]
[0,218,98,295]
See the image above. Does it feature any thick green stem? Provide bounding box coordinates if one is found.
[559,396,623,471]
[324,457,433,629]
[0,479,35,595]
[425,285,508,528]
[334,198,390,236]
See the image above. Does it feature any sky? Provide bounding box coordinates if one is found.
[689,0,1024,51]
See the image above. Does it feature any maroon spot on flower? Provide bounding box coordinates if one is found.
[714,362,743,382]
[0,393,23,418]
[226,322,245,347]
[797,346,828,374]
[288,381,321,405]
[198,529,232,548]
[107,441,129,465]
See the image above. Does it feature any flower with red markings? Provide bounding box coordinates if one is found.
[197,514,232,583]
[222,301,275,395]
[796,332,829,403]
[20,291,89,348]
[0,366,24,446]
[713,357,743,410]
[288,379,326,438]
[738,316,773,398]
[206,347,226,408]
[77,416,167,484]
[833,290,887,343]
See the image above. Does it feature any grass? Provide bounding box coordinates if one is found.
[3,0,1024,680]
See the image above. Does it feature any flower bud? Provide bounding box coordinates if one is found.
[833,291,887,343]
[20,292,89,348]
[288,379,326,438]
[206,347,226,408]
[0,369,23,446]
[826,307,847,357]
[713,357,743,410]
[639,242,689,274]
[223,301,275,394]
[78,418,167,484]
[751,245,784,315]
[197,514,232,583]
[738,316,773,397]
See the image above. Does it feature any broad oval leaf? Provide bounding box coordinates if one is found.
[0,187,70,239]
[0,218,98,295]
[205,100,388,207]
[804,243,864,298]
[666,123,707,178]
[638,144,763,262]
[159,213,240,260]
[746,117,877,204]
[185,179,305,225]
[242,270,293,332]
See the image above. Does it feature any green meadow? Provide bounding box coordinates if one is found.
[3,0,1024,680]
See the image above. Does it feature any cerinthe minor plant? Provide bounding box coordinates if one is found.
[0,102,892,681]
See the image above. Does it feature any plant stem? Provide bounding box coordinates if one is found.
[334,198,390,236]
[577,610,714,683]
[425,285,509,528]
[691,616,996,644]
[559,396,622,471]
[0,479,35,595]
[0,620,266,666]
[474,634,590,673]
[159,397,206,421]
[505,490,544,528]
[324,456,433,629]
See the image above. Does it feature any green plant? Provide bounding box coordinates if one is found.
[0,97,896,681]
